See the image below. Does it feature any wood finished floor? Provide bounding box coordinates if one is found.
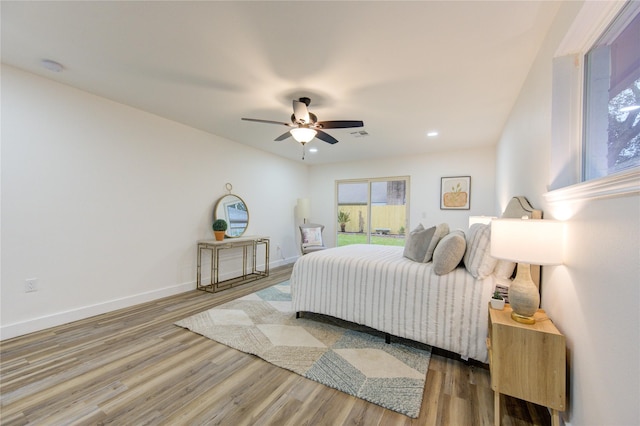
[1,264,551,425]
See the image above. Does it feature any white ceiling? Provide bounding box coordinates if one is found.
[1,1,561,165]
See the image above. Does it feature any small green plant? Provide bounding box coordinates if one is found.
[213,219,228,231]
[399,226,405,235]
[492,290,503,300]
[337,210,351,232]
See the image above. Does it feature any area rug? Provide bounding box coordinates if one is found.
[175,281,431,418]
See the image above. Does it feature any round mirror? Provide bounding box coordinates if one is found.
[214,194,249,237]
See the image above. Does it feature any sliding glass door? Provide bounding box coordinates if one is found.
[336,177,409,246]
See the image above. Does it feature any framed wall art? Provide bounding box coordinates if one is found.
[440,176,471,210]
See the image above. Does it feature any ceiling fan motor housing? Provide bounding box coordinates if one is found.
[291,112,317,125]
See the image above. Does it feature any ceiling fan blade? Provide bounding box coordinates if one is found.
[242,118,292,126]
[315,130,339,144]
[292,100,310,124]
[317,120,364,129]
[274,131,291,141]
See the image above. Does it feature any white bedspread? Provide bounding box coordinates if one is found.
[291,244,494,363]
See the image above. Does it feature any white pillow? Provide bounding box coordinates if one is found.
[423,223,450,262]
[463,223,498,279]
[494,259,516,279]
[301,227,323,247]
[432,230,466,275]
[403,224,435,262]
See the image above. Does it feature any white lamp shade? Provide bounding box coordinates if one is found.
[469,216,496,227]
[290,128,317,144]
[490,219,564,265]
[297,198,310,220]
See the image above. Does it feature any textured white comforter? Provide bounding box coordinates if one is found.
[291,244,494,363]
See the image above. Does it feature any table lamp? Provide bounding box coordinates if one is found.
[490,218,564,324]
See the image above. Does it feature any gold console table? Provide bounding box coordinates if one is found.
[196,236,270,293]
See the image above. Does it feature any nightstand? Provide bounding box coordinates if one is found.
[488,304,566,426]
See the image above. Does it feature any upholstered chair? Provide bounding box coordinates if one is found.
[299,223,326,255]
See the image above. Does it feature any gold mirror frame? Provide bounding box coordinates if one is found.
[214,192,249,238]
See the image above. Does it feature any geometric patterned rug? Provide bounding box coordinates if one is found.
[175,281,431,418]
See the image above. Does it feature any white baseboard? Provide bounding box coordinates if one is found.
[0,280,195,341]
[270,256,298,269]
[0,259,296,341]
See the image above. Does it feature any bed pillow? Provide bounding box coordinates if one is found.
[301,227,323,247]
[432,230,466,275]
[494,259,516,279]
[463,223,498,279]
[423,223,450,262]
[403,224,435,262]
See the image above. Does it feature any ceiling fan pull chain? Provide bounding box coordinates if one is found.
[301,145,305,160]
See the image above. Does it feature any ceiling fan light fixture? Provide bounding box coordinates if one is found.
[290,127,317,144]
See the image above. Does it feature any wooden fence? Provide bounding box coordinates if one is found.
[337,205,406,234]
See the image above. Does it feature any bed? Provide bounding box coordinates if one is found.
[290,196,541,363]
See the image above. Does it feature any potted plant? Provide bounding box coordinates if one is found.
[490,290,505,310]
[212,219,228,241]
[337,210,351,232]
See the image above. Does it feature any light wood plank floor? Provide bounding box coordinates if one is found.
[1,264,550,425]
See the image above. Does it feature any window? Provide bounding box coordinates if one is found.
[336,177,409,246]
[547,1,640,204]
[583,3,640,181]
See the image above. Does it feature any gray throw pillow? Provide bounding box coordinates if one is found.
[423,223,450,262]
[432,230,467,275]
[403,224,435,262]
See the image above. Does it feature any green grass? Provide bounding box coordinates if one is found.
[337,233,405,247]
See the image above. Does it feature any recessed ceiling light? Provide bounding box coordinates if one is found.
[41,59,64,72]
[308,147,318,153]
[427,131,439,137]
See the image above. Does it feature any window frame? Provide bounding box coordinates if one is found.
[546,1,640,204]
[582,3,640,182]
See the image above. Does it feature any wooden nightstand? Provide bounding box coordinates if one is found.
[488,304,566,426]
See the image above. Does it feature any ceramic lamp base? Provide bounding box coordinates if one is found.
[508,263,540,324]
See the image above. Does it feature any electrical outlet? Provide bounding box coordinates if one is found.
[25,278,38,293]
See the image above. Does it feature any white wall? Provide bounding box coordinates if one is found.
[1,65,308,339]
[309,147,497,247]
[496,2,640,425]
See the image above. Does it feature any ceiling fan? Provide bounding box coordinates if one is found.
[241,97,364,145]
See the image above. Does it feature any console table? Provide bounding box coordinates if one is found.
[196,236,269,293]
